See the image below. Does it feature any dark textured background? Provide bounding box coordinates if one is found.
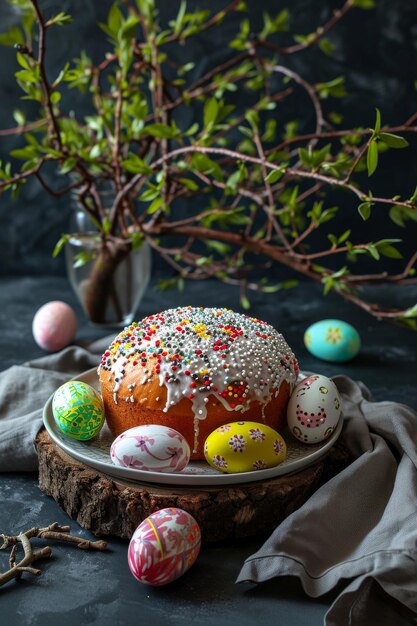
[1,0,417,277]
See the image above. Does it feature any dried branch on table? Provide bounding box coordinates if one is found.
[0,522,107,588]
[0,0,416,327]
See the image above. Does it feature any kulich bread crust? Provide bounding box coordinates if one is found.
[100,367,291,459]
[99,307,298,460]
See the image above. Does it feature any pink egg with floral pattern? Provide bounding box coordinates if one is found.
[287,374,342,444]
[110,425,190,473]
[32,301,77,352]
[128,508,201,586]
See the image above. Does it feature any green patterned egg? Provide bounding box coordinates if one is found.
[52,381,104,440]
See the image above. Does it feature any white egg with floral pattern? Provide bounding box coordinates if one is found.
[287,374,342,444]
[110,425,190,473]
[204,421,286,474]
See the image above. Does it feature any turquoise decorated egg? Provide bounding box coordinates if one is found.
[204,421,286,474]
[52,381,105,440]
[304,319,360,362]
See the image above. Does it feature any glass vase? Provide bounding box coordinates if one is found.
[65,234,151,328]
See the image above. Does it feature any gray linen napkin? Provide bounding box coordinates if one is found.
[236,375,417,626]
[0,337,113,472]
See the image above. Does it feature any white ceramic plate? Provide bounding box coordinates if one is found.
[42,368,343,487]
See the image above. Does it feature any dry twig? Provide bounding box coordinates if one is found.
[0,522,107,588]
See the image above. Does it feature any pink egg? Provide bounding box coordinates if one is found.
[128,508,201,586]
[32,301,77,352]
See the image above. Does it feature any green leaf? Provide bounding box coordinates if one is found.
[402,304,417,318]
[16,51,31,69]
[0,26,24,47]
[409,185,417,205]
[195,256,212,266]
[259,9,289,39]
[184,122,199,136]
[367,244,380,260]
[245,109,259,131]
[317,206,338,224]
[238,125,253,139]
[174,0,187,35]
[205,240,231,255]
[89,144,102,159]
[376,243,403,259]
[261,280,298,293]
[122,153,152,175]
[316,76,346,99]
[140,187,159,201]
[366,140,378,176]
[59,157,77,174]
[73,251,96,268]
[299,147,311,168]
[352,0,375,8]
[144,123,180,139]
[203,97,219,129]
[15,69,37,83]
[190,153,223,182]
[147,197,163,214]
[299,144,331,169]
[130,231,145,250]
[52,64,70,89]
[358,201,373,220]
[379,132,408,149]
[284,120,299,140]
[240,294,250,310]
[178,177,199,191]
[318,38,334,56]
[52,234,70,258]
[50,91,61,104]
[45,13,73,27]
[328,112,344,125]
[322,277,335,296]
[374,108,381,134]
[389,205,405,227]
[119,15,140,42]
[328,234,338,247]
[102,216,111,235]
[178,62,195,76]
[262,119,277,142]
[226,169,242,192]
[108,2,123,36]
[12,109,26,126]
[10,146,37,160]
[338,229,351,244]
[265,166,285,184]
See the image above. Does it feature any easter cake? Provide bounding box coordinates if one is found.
[98,307,298,459]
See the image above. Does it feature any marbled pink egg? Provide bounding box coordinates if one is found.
[32,301,77,352]
[128,508,201,586]
[110,425,190,473]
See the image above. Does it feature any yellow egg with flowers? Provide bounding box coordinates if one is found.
[204,421,286,474]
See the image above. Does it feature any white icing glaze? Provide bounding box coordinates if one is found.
[99,307,299,452]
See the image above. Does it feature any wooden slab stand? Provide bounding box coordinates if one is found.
[36,429,352,542]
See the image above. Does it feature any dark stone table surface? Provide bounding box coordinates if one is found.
[1,276,416,626]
